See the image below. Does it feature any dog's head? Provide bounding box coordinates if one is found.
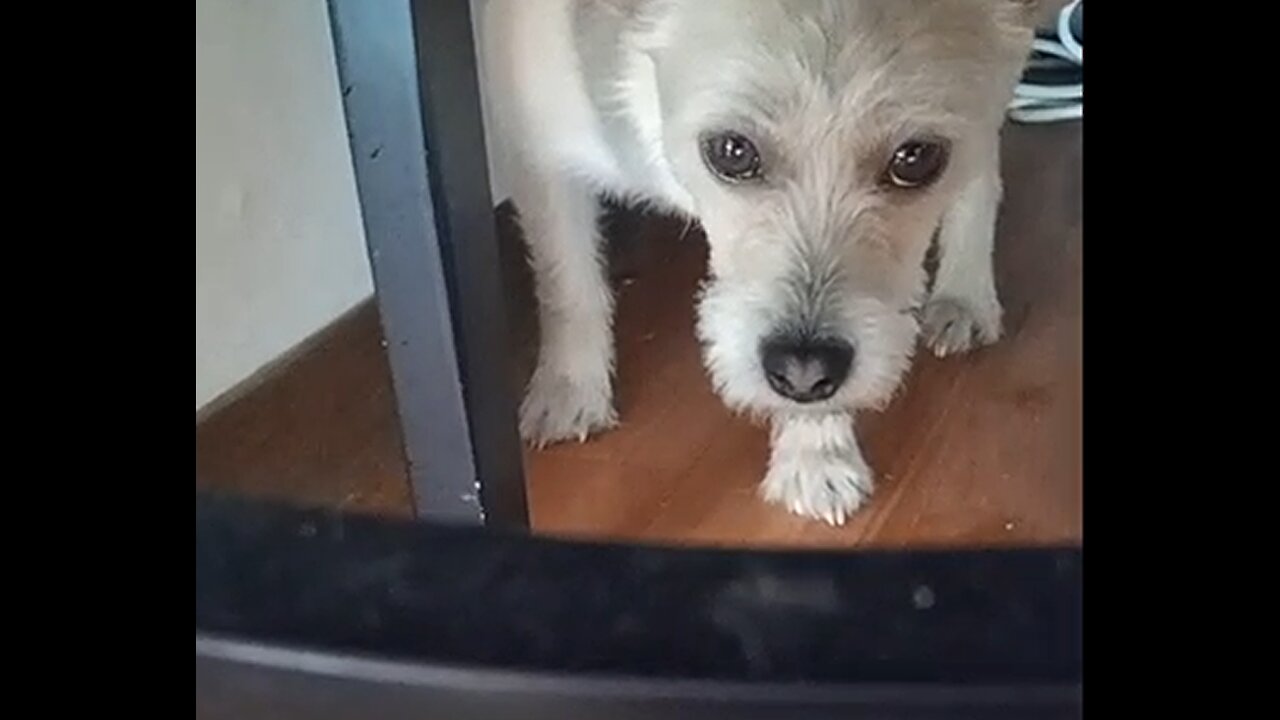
[625,0,1037,417]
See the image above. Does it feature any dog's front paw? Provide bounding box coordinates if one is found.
[922,296,1002,357]
[519,366,618,448]
[761,447,873,526]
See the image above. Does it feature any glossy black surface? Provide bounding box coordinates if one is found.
[197,493,1081,685]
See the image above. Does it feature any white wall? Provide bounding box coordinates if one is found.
[196,0,373,409]
[471,0,508,202]
[196,0,506,412]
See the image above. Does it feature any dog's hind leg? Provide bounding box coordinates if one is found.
[515,169,619,446]
[923,141,1005,357]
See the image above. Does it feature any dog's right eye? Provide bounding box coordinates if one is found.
[884,139,949,189]
[701,132,763,183]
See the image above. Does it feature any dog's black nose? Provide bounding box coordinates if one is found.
[760,336,854,403]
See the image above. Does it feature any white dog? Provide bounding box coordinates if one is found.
[480,0,1039,524]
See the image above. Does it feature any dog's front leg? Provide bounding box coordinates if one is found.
[516,171,618,446]
[923,141,1004,356]
[761,413,873,526]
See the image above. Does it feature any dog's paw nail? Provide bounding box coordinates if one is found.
[763,452,872,525]
[519,368,617,447]
[922,296,1001,357]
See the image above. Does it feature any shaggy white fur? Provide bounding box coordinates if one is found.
[480,0,1037,524]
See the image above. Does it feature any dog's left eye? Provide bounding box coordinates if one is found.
[701,132,763,183]
[884,139,949,189]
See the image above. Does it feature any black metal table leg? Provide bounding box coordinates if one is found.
[326,0,527,528]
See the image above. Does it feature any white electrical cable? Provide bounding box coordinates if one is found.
[1009,103,1083,124]
[1008,0,1082,125]
[1057,0,1083,63]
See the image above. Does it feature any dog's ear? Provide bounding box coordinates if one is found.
[604,0,680,52]
[593,0,671,20]
[999,0,1068,29]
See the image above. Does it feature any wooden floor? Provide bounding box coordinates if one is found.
[196,123,1081,549]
